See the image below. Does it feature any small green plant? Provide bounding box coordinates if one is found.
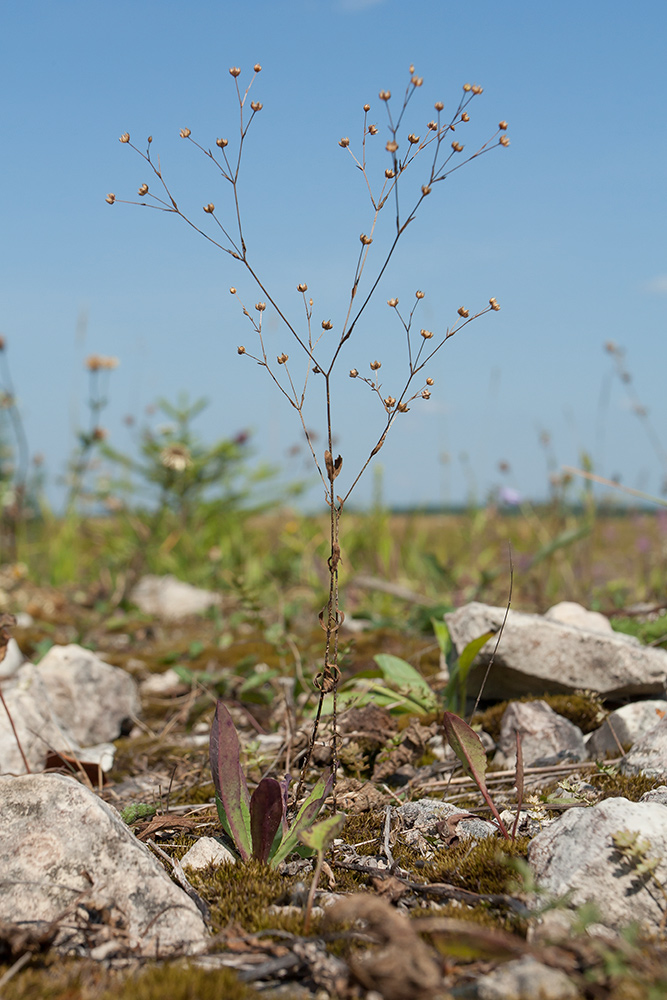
[299,811,346,933]
[337,652,438,715]
[611,828,667,927]
[209,700,333,867]
[338,627,494,717]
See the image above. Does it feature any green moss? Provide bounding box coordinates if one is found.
[188,859,305,935]
[101,963,264,1000]
[341,811,383,856]
[0,959,270,1000]
[473,691,607,739]
[587,769,664,802]
[425,836,531,896]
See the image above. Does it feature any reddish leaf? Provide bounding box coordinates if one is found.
[209,701,252,859]
[250,777,285,864]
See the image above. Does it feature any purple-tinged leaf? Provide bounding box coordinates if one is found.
[442,711,489,791]
[209,700,252,860]
[250,777,285,864]
[443,711,510,840]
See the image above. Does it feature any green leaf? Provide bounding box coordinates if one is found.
[431,618,452,659]
[372,654,438,712]
[270,770,333,867]
[298,812,346,852]
[444,629,495,713]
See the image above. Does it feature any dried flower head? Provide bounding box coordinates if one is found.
[434,101,444,111]
[237,346,246,354]
[604,340,618,354]
[499,121,508,130]
[161,444,192,471]
[349,369,358,378]
[379,90,391,101]
[203,203,215,213]
[255,302,266,311]
[251,101,263,112]
[421,389,431,399]
[385,168,395,178]
[489,297,501,311]
[105,193,116,205]
[387,298,399,307]
[254,63,262,72]
[0,337,5,351]
[427,121,438,131]
[147,135,152,143]
[119,133,130,143]
[386,140,398,153]
[415,290,425,299]
[297,283,308,292]
[384,397,396,408]
[461,112,470,122]
[363,103,371,112]
[91,427,107,442]
[421,185,431,195]
[229,67,241,77]
[451,141,464,152]
[229,287,237,294]
[277,353,288,365]
[360,234,373,245]
[499,135,510,147]
[457,307,470,318]
[370,360,381,370]
[322,320,333,330]
[426,377,434,385]
[412,76,423,87]
[86,355,119,371]
[138,183,149,196]
[339,137,350,148]
[408,133,420,144]
[420,329,433,339]
[216,137,229,148]
[463,83,472,92]
[397,402,409,412]
[368,124,378,135]
[472,85,483,94]
[180,128,191,138]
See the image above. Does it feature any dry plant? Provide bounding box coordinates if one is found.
[108,63,509,792]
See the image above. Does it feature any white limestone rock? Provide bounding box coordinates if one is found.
[181,836,236,870]
[528,796,667,933]
[587,700,667,757]
[620,715,667,778]
[475,954,578,999]
[544,601,613,635]
[0,664,82,774]
[396,797,497,847]
[37,644,140,744]
[0,773,209,956]
[0,637,27,679]
[131,574,221,621]
[498,700,587,768]
[444,601,667,699]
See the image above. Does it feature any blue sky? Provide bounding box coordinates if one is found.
[2,0,667,510]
